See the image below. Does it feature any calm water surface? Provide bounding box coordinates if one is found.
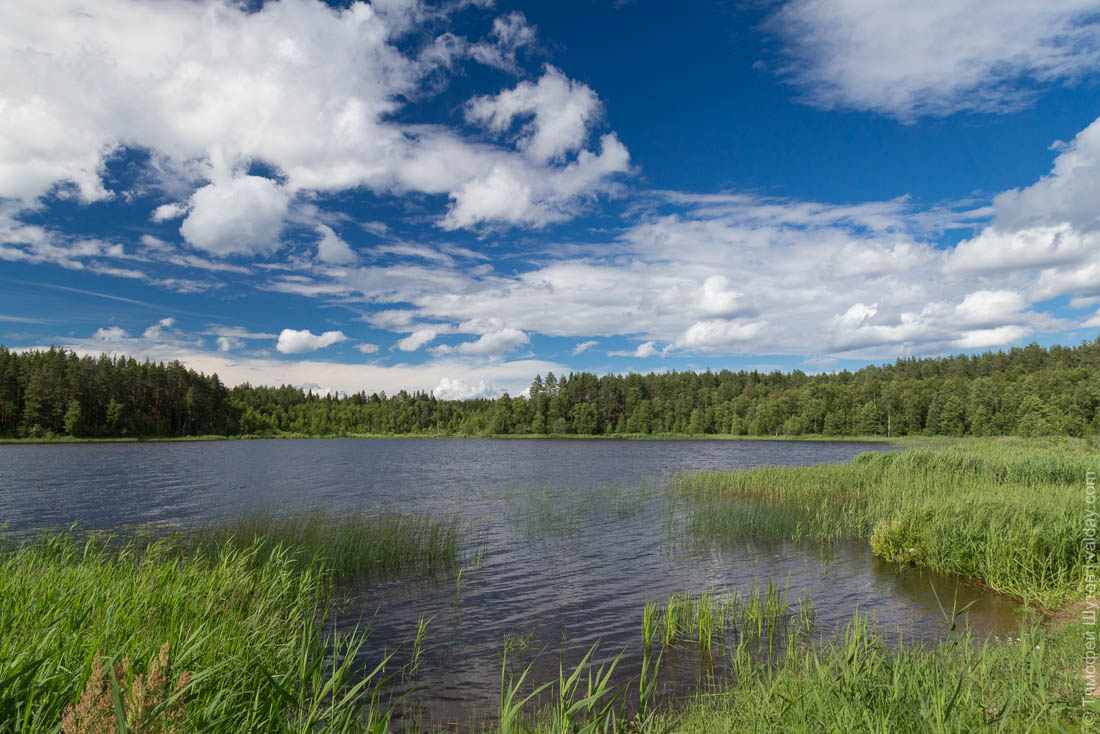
[0,438,1022,727]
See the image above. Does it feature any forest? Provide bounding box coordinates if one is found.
[1,337,1098,439]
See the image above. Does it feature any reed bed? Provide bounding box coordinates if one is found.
[180,509,467,579]
[491,609,1079,733]
[0,511,467,732]
[669,439,1091,608]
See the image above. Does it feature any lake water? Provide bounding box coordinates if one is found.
[0,438,1023,727]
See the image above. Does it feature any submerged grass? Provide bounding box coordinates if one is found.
[670,438,1092,609]
[0,511,466,732]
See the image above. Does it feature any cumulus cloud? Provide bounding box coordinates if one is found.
[93,326,128,341]
[698,275,746,317]
[276,328,347,354]
[0,0,628,244]
[945,114,1100,303]
[432,377,490,400]
[356,342,380,354]
[675,319,765,350]
[151,203,188,222]
[432,327,528,356]
[768,0,1100,119]
[467,66,602,162]
[315,224,357,265]
[394,329,437,351]
[41,326,568,398]
[180,176,290,256]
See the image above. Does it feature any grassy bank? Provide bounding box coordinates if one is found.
[0,512,466,732]
[670,438,1092,609]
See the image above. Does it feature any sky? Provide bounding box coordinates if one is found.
[3,0,1100,398]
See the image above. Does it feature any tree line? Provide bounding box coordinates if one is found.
[1,338,1098,439]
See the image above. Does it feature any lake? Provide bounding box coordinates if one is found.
[0,437,1022,727]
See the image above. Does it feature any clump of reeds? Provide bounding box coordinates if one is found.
[495,605,1077,733]
[0,508,464,732]
[179,509,466,579]
[642,581,815,656]
[668,440,1089,608]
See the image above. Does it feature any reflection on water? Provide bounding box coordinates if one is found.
[0,438,1022,727]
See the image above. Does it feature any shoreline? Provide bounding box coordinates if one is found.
[0,432,911,445]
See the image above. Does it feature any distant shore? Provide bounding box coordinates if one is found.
[0,432,907,445]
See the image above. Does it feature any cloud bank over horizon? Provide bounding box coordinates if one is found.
[2,0,1100,396]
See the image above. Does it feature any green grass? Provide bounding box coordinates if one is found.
[0,512,466,732]
[177,510,466,579]
[490,608,1080,734]
[644,582,815,655]
[669,438,1093,609]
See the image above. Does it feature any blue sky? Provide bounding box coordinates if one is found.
[3,0,1100,397]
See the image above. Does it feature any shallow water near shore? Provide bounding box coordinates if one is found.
[0,437,1024,727]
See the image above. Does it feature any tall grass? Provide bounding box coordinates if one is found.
[181,509,466,579]
[492,610,1079,733]
[0,511,466,732]
[670,439,1091,608]
[643,582,815,656]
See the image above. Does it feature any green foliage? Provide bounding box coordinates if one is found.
[62,399,81,437]
[671,439,1093,608]
[0,516,453,732]
[869,516,928,565]
[2,337,1099,438]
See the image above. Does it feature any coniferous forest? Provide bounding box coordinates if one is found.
[1,338,1099,440]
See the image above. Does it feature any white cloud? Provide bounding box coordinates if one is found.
[432,327,528,356]
[356,343,380,354]
[675,319,765,350]
[217,335,243,352]
[37,327,569,398]
[276,328,347,354]
[945,114,1100,303]
[93,326,128,341]
[0,0,627,241]
[467,66,602,162]
[151,203,188,222]
[953,290,1027,327]
[571,340,598,355]
[953,325,1032,349]
[768,0,1100,119]
[699,275,746,317]
[395,329,437,351]
[610,341,660,358]
[180,175,290,256]
[432,377,490,400]
[315,224,357,265]
[142,317,176,339]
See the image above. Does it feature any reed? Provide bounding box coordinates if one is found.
[492,608,1078,733]
[669,439,1091,608]
[177,509,466,579]
[644,581,815,656]
[0,510,468,732]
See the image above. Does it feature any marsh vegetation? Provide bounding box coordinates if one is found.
[0,437,1090,732]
